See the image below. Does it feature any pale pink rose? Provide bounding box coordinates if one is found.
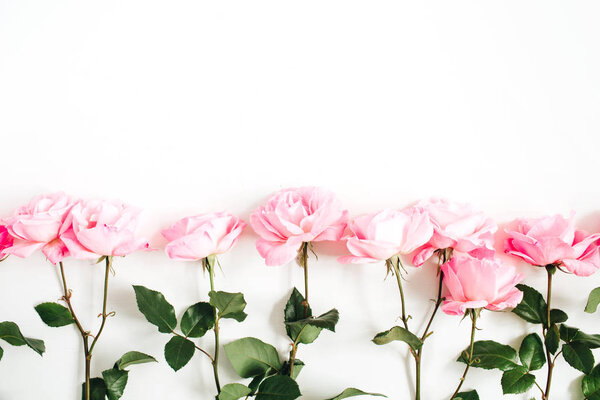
[338,207,434,264]
[0,226,14,258]
[441,255,523,316]
[162,212,246,261]
[505,214,600,276]
[412,198,497,266]
[250,187,348,266]
[61,199,150,258]
[3,192,76,264]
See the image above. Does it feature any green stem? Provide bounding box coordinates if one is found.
[389,257,410,331]
[288,324,307,378]
[207,257,221,394]
[449,309,479,399]
[301,243,309,317]
[58,261,91,400]
[415,248,451,400]
[88,256,111,355]
[388,256,420,395]
[543,265,555,400]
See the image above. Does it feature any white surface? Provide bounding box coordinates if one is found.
[1,1,600,399]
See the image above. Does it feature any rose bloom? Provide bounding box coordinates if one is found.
[441,255,524,316]
[162,212,246,261]
[0,225,14,258]
[250,187,348,266]
[61,199,150,258]
[338,207,433,264]
[412,198,497,266]
[505,213,600,277]
[3,192,76,264]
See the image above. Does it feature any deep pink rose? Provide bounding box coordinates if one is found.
[3,192,76,264]
[61,199,150,258]
[441,255,523,316]
[504,214,600,276]
[0,225,14,258]
[162,212,246,261]
[338,207,433,264]
[412,198,497,266]
[250,187,348,266]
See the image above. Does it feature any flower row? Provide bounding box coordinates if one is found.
[1,187,600,400]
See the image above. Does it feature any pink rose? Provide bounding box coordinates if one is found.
[61,199,150,258]
[441,255,524,316]
[250,187,348,266]
[0,225,14,258]
[162,212,246,261]
[412,198,497,266]
[504,214,600,276]
[338,207,434,263]
[3,192,76,264]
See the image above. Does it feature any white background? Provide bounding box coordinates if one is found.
[1,1,599,399]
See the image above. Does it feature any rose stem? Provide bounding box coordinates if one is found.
[449,309,479,399]
[543,265,556,400]
[59,261,91,400]
[302,242,309,316]
[415,248,452,400]
[207,257,221,394]
[387,256,419,397]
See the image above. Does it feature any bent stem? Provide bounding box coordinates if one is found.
[449,309,479,399]
[542,265,556,400]
[206,257,221,395]
[58,257,112,400]
[414,248,452,400]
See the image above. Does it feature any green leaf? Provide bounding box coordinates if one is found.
[218,383,252,400]
[34,302,74,327]
[209,291,248,322]
[512,284,547,325]
[457,340,520,371]
[545,324,560,355]
[550,309,568,324]
[586,288,600,313]
[248,369,275,395]
[255,375,301,400]
[23,337,45,356]
[0,321,45,356]
[560,324,580,343]
[116,351,157,370]
[583,363,600,400]
[0,321,29,346]
[563,342,594,374]
[285,308,339,332]
[291,359,304,380]
[451,391,479,400]
[501,367,536,394]
[132,285,177,334]
[281,359,304,380]
[372,326,422,350]
[224,337,282,378]
[164,336,195,371]
[180,302,215,338]
[81,377,107,400]
[285,288,312,322]
[102,368,128,400]
[0,345,3,361]
[325,388,387,399]
[284,288,322,344]
[574,331,600,349]
[519,333,545,371]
